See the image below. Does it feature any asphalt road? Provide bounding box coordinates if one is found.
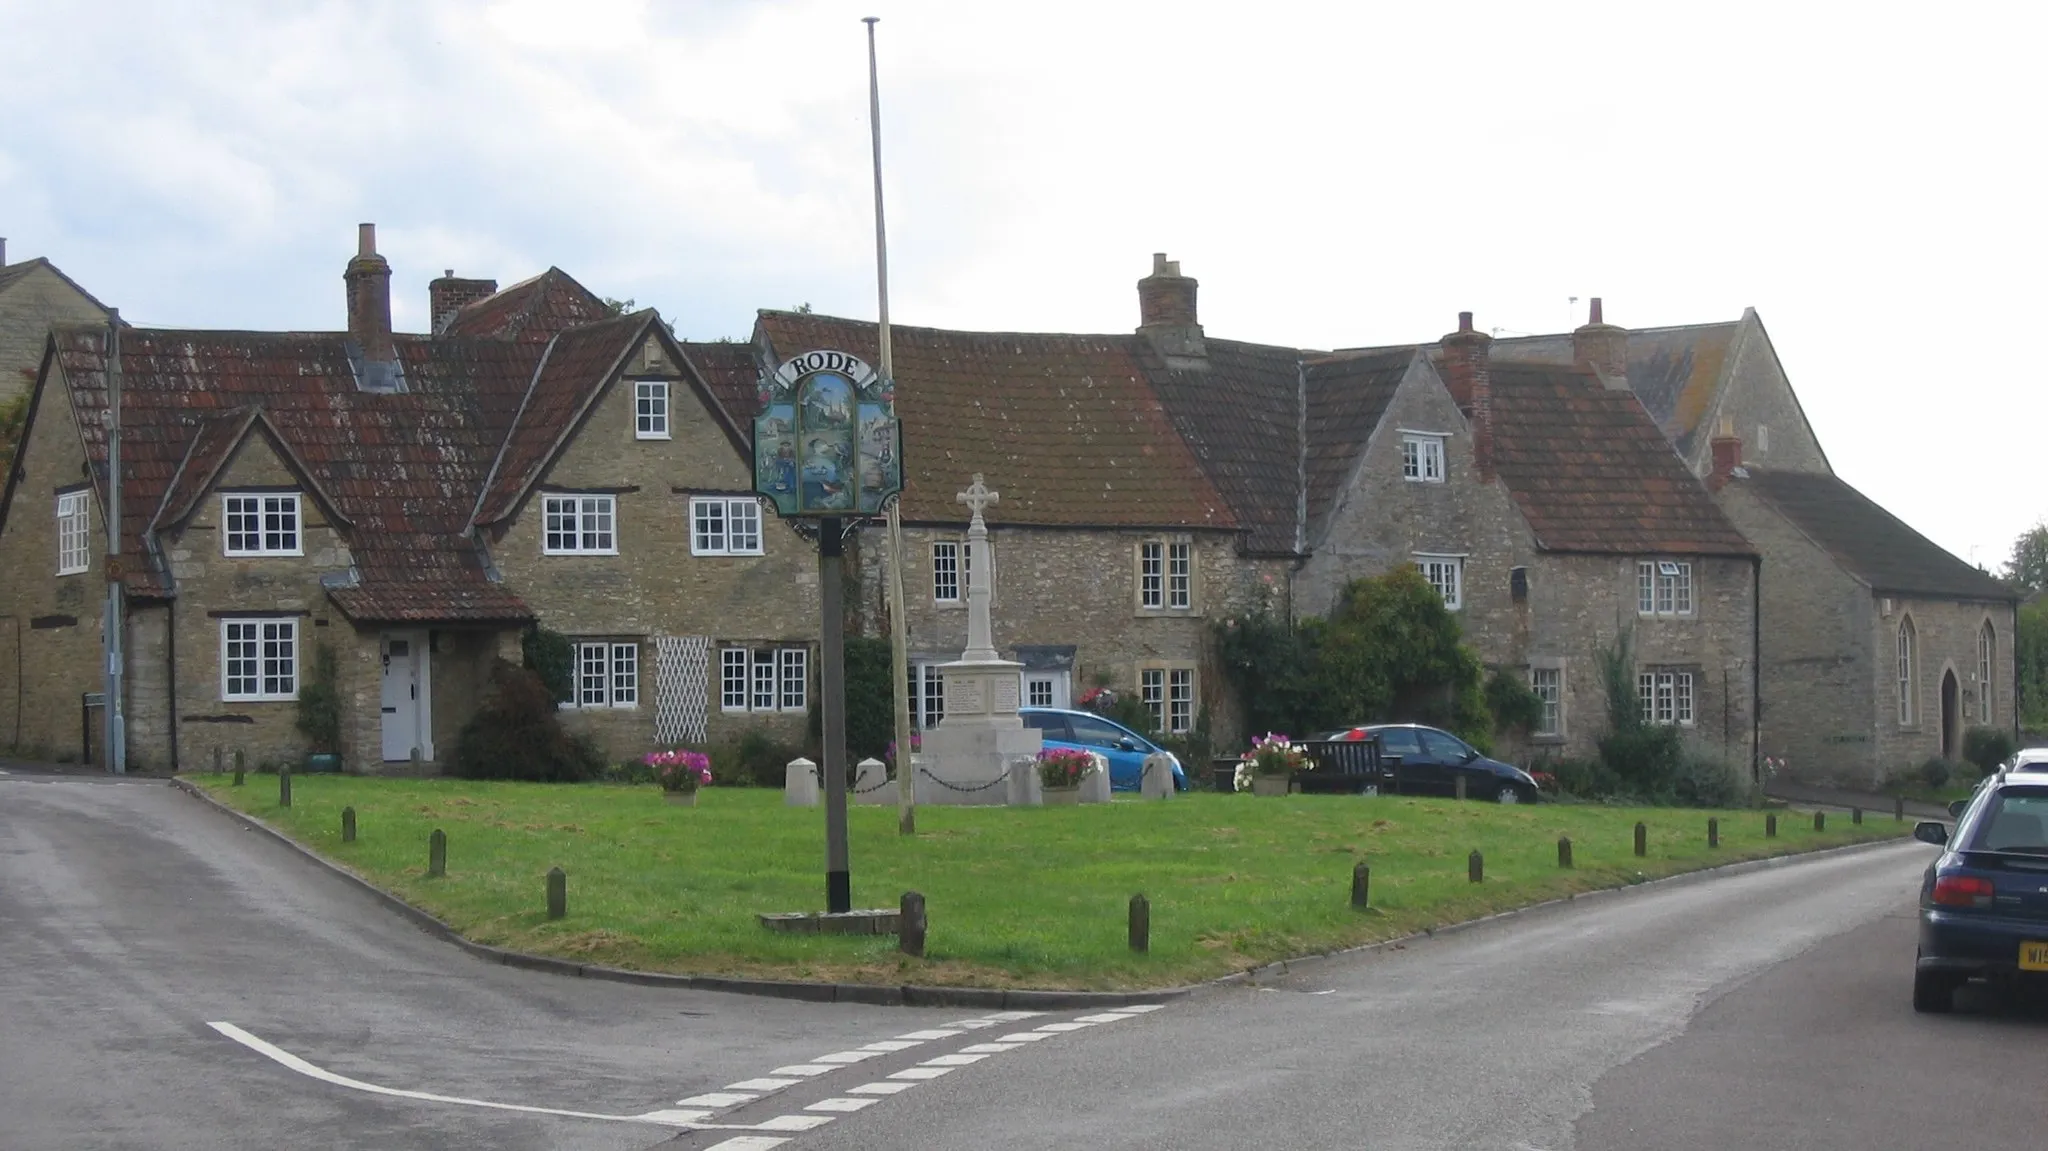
[10,769,2033,1150]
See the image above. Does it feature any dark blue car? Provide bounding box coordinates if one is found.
[1020,707,1188,792]
[1911,774,2048,1012]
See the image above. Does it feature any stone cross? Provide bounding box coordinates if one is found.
[957,473,1000,663]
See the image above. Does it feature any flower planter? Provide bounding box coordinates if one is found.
[1250,775,1290,798]
[304,753,343,775]
[1042,786,1081,805]
[663,790,698,806]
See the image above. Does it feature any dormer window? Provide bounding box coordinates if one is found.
[1401,433,1446,483]
[635,380,670,439]
[223,493,302,556]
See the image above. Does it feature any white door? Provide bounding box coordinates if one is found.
[1022,670,1070,710]
[381,633,422,762]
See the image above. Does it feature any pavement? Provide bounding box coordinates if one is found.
[1765,779,1951,820]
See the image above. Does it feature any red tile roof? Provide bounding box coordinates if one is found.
[440,268,611,346]
[677,339,761,426]
[1135,337,1308,555]
[755,312,1235,531]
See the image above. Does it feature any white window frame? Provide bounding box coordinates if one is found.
[720,646,806,713]
[1138,538,1193,612]
[1400,433,1446,483]
[1139,541,1165,610]
[1167,542,1192,610]
[933,539,963,604]
[1898,617,1917,726]
[1530,666,1562,737]
[1414,554,1464,611]
[634,380,670,439]
[222,493,303,557]
[220,618,298,702]
[1168,666,1194,733]
[1980,622,1996,724]
[566,641,638,708]
[690,496,763,556]
[1637,560,1694,617]
[542,494,617,555]
[1637,669,1695,727]
[1140,668,1165,731]
[1026,676,1055,708]
[911,662,946,729]
[56,491,90,575]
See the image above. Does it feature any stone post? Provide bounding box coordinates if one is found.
[853,757,895,806]
[1141,752,1176,799]
[785,757,819,806]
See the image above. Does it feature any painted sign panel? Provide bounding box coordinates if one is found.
[754,350,902,517]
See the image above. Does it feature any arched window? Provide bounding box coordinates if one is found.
[1897,617,1917,726]
[1980,621,1996,723]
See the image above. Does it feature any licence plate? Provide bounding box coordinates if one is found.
[2021,942,2048,971]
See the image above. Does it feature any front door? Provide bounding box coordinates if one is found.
[1021,670,1070,710]
[381,632,428,762]
[1941,669,1960,761]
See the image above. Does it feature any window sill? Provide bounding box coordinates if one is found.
[223,696,298,704]
[543,550,622,558]
[225,551,306,559]
[635,433,673,441]
[691,551,765,558]
[56,569,88,578]
[1135,608,1200,618]
[1529,733,1568,745]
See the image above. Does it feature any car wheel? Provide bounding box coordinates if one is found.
[1494,784,1521,804]
[1913,967,1957,1014]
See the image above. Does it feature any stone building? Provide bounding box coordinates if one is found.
[1297,312,1760,768]
[0,226,814,770]
[0,241,113,405]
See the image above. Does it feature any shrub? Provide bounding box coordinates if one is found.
[842,636,895,764]
[1597,724,1684,801]
[1918,756,1953,790]
[446,661,605,782]
[710,728,804,788]
[1672,753,1744,808]
[1484,667,1545,737]
[293,642,343,754]
[1963,726,2017,777]
[521,626,574,705]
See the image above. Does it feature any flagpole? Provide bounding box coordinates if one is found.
[865,16,916,836]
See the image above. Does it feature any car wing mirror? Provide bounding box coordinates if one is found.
[1117,738,1139,751]
[1948,799,1971,820]
[1913,820,1950,846]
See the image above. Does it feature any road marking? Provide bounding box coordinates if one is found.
[858,1039,923,1052]
[887,1066,955,1081]
[727,1077,801,1092]
[996,1031,1053,1042]
[958,1042,1021,1054]
[845,1082,916,1096]
[679,1092,758,1107]
[810,1050,880,1064]
[919,1053,989,1067]
[1075,1012,1139,1023]
[754,1114,835,1132]
[1034,1021,1095,1032]
[895,1028,962,1040]
[805,1097,878,1113]
[768,1064,837,1077]
[207,1022,724,1128]
[704,1138,790,1150]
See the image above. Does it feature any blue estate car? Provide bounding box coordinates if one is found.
[1020,707,1188,792]
[1912,773,2048,1012]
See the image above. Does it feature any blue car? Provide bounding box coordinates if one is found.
[1911,773,2048,1012]
[1020,707,1188,792]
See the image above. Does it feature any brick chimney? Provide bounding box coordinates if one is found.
[1573,297,1629,390]
[429,270,498,335]
[1708,433,1744,491]
[345,223,395,361]
[1137,253,1205,368]
[1441,311,1494,479]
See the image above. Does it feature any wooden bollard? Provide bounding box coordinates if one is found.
[899,891,927,958]
[546,867,566,920]
[428,829,447,878]
[1468,849,1483,884]
[1707,817,1719,848]
[1634,822,1647,858]
[1351,861,1370,909]
[213,747,223,773]
[1766,812,1778,838]
[1895,796,1905,822]
[1558,836,1573,868]
[1852,806,1862,826]
[1814,811,1826,832]
[1129,893,1150,953]
[278,766,291,808]
[233,749,245,787]
[342,806,356,843]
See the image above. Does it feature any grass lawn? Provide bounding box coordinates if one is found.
[191,775,1908,991]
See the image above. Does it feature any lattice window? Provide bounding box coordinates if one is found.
[654,636,709,745]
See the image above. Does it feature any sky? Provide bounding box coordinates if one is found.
[2,0,2040,569]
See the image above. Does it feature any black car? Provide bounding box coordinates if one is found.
[1321,724,1540,804]
[1911,773,2048,1012]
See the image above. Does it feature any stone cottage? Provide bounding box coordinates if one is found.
[0,226,816,771]
[0,240,113,406]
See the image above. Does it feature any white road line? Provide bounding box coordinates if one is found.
[727,1077,801,1092]
[919,1053,989,1067]
[983,1010,1046,1021]
[768,1064,838,1077]
[858,1039,923,1052]
[996,1031,1053,1042]
[677,1092,757,1107]
[704,1137,791,1150]
[949,1019,1000,1029]
[755,1114,835,1132]
[888,1066,955,1081]
[810,1050,880,1064]
[806,1097,878,1113]
[1116,1004,1165,1013]
[1034,1022,1094,1032]
[1075,1012,1137,1023]
[845,1082,916,1096]
[895,1028,962,1040]
[207,1022,717,1128]
[958,1042,1021,1054]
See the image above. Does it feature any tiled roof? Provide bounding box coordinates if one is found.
[1302,349,1412,548]
[755,312,1235,531]
[678,339,762,424]
[50,326,543,618]
[1479,323,1740,460]
[1136,337,1306,555]
[327,581,535,624]
[1737,469,2014,600]
[440,268,611,346]
[1486,363,1754,557]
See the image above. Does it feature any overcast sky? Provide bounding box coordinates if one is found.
[3,0,2038,569]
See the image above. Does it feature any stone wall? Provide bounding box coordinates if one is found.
[0,265,106,405]
[489,334,817,762]
[1688,312,1829,478]
[1872,595,2017,785]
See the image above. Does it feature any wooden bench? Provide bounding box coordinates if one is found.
[1294,738,1387,795]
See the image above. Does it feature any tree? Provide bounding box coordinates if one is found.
[1310,568,1490,745]
[2003,523,2048,594]
[2018,601,2048,729]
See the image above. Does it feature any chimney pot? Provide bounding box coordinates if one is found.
[345,223,395,362]
[1573,299,1629,391]
[1588,297,1604,325]
[0,237,8,265]
[1708,435,1743,491]
[357,223,376,258]
[1137,253,1203,362]
[1440,313,1495,480]
[1458,311,1473,333]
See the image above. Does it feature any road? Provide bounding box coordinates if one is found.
[6,769,2040,1150]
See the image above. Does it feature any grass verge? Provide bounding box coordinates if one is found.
[191,775,1908,991]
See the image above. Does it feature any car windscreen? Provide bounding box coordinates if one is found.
[1967,787,2048,854]
[1377,728,1422,757]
